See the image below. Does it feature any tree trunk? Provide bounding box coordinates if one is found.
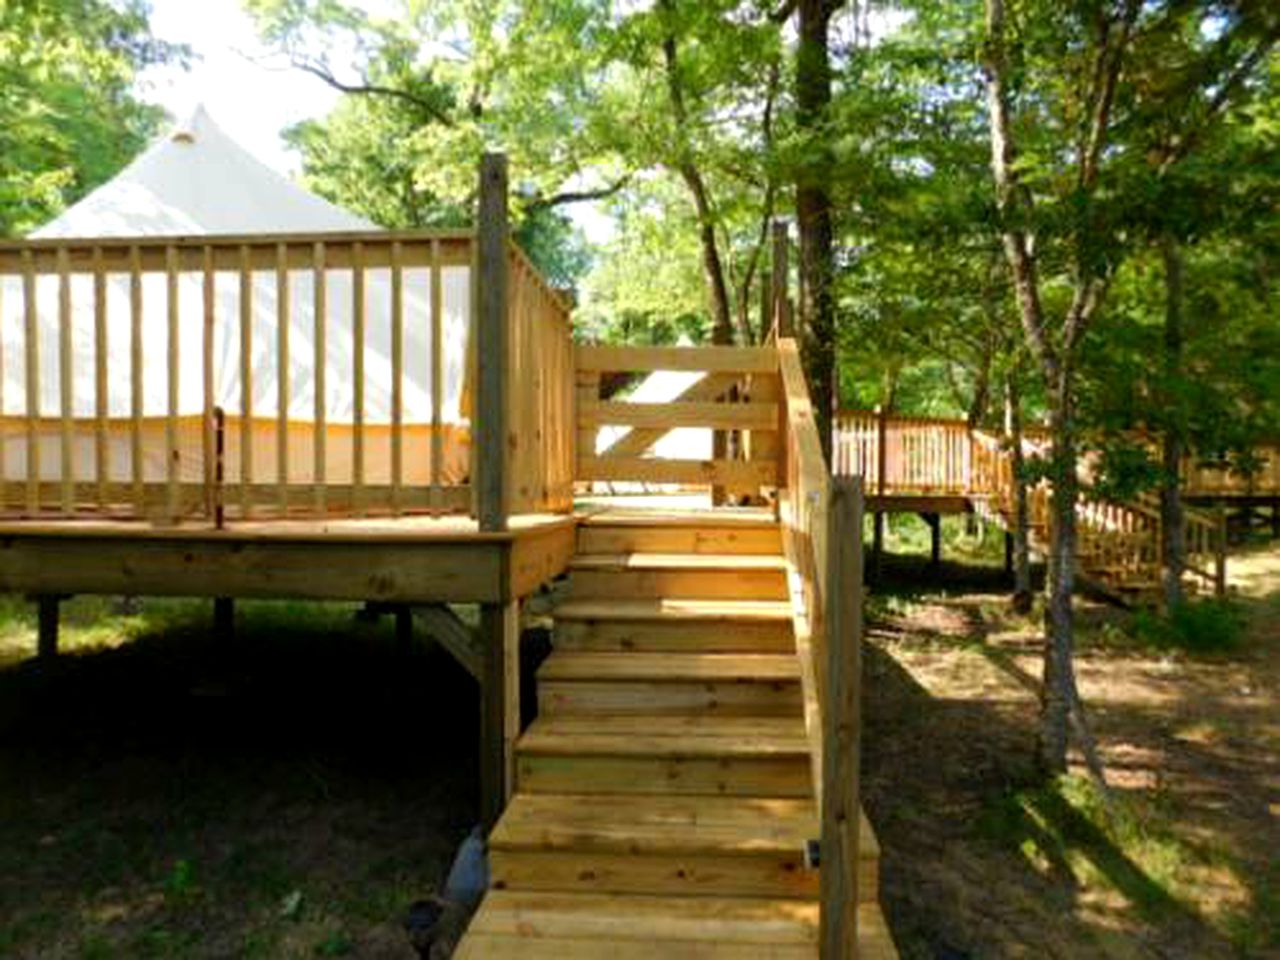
[1160,232,1186,611]
[795,0,837,462]
[1005,374,1033,613]
[1039,372,1079,775]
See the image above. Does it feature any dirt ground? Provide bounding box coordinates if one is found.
[864,545,1280,960]
[0,602,496,959]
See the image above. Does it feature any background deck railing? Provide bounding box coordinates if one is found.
[0,161,575,527]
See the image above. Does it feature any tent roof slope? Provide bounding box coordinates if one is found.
[32,105,378,239]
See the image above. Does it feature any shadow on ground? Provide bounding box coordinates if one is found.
[0,601,533,959]
[861,546,1280,960]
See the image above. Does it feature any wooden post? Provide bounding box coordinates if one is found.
[214,597,234,639]
[37,595,60,660]
[925,512,941,568]
[479,599,520,832]
[772,219,792,338]
[476,152,511,533]
[57,247,73,514]
[1215,503,1228,597]
[821,476,864,958]
[1004,530,1014,579]
[1271,499,1279,540]
[872,405,887,580]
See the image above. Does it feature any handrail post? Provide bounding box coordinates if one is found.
[1215,503,1228,597]
[822,475,864,958]
[476,151,510,533]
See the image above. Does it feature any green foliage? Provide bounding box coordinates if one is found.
[1130,599,1247,655]
[0,0,185,235]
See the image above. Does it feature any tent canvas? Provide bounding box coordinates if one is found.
[0,107,472,487]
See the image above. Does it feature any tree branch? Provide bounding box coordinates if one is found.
[1078,0,1141,191]
[525,175,633,211]
[291,58,454,127]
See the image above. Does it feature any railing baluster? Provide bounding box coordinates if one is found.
[276,242,290,515]
[202,246,215,518]
[165,245,180,522]
[57,247,73,513]
[239,244,253,519]
[93,248,108,510]
[352,240,365,517]
[430,238,444,511]
[313,241,327,514]
[22,249,39,515]
[129,245,143,515]
[390,239,403,516]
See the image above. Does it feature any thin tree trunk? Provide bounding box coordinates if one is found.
[795,0,838,462]
[1160,232,1186,611]
[1040,373,1078,775]
[1005,373,1033,613]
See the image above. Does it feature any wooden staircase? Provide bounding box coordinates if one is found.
[457,510,897,958]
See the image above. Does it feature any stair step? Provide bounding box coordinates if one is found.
[552,598,794,653]
[457,891,899,959]
[489,793,865,901]
[578,519,782,556]
[516,714,812,797]
[537,652,802,716]
[569,553,789,601]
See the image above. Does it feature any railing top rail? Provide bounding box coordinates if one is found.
[575,343,779,374]
[0,227,475,253]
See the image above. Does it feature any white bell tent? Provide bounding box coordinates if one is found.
[1,106,472,490]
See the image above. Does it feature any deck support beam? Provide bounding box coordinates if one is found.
[36,595,61,660]
[479,599,520,833]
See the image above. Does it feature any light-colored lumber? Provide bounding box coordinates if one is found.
[22,250,40,514]
[352,240,365,516]
[201,245,215,516]
[578,522,781,555]
[57,247,73,513]
[312,240,327,513]
[390,238,404,515]
[578,457,776,489]
[595,372,743,459]
[238,243,253,517]
[128,245,143,514]
[275,241,290,513]
[576,344,779,375]
[429,237,444,508]
[582,400,778,432]
[165,245,180,522]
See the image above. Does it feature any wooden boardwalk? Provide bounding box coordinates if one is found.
[458,509,896,958]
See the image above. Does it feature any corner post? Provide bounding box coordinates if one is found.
[479,599,520,833]
[476,151,510,534]
[821,475,864,957]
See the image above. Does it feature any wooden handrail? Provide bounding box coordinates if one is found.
[777,336,865,958]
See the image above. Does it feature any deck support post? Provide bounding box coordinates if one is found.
[930,512,942,568]
[213,597,234,640]
[479,599,520,833]
[1272,499,1279,539]
[476,152,510,534]
[821,476,864,956]
[1004,530,1015,578]
[36,595,61,660]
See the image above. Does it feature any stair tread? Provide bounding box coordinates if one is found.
[539,651,801,683]
[571,552,789,572]
[458,892,899,958]
[554,598,793,622]
[519,714,809,758]
[490,793,822,856]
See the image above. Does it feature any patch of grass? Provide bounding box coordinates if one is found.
[1130,598,1247,654]
[315,930,355,956]
[868,513,1007,568]
[977,775,1207,924]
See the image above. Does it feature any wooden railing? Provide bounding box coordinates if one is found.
[0,161,575,527]
[777,337,865,957]
[969,430,1226,596]
[836,408,971,495]
[573,343,781,497]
